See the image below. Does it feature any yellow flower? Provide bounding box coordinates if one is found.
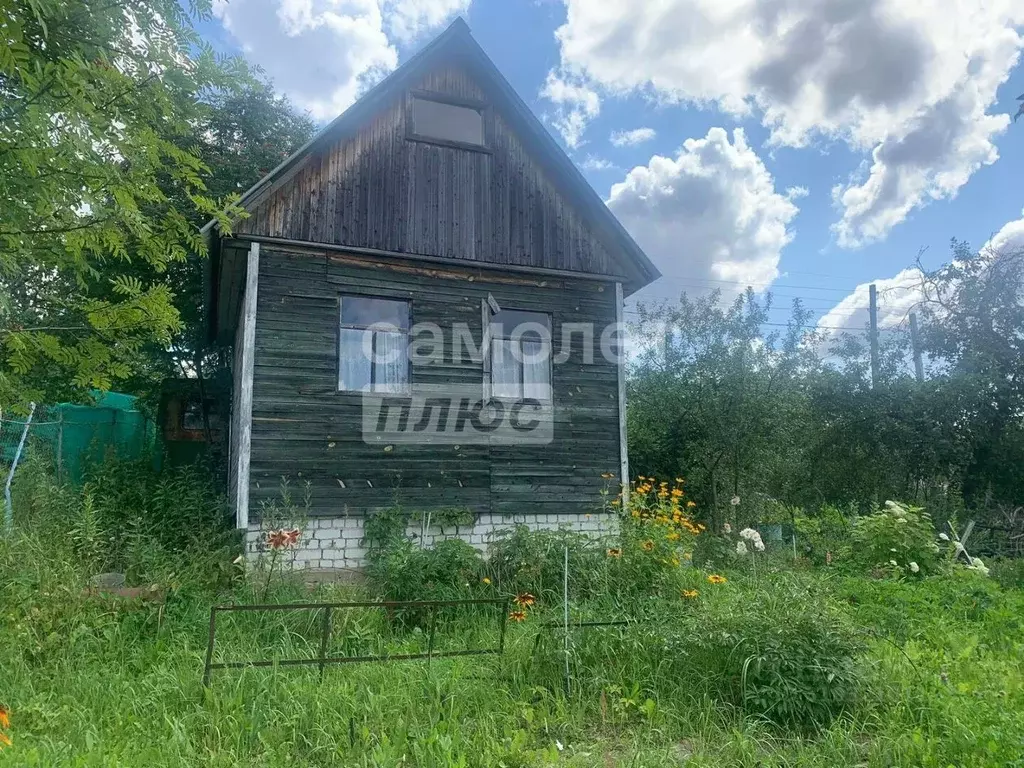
[509,609,527,622]
[707,574,727,584]
[482,577,491,585]
[606,547,622,558]
[681,589,699,599]
[641,540,655,552]
[0,708,8,730]
[667,531,680,542]
[670,556,680,567]
[686,500,696,508]
[513,592,536,607]
[0,732,10,748]
[611,498,622,506]
[671,488,684,497]
[675,477,684,484]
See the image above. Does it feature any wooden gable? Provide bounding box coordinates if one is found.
[234,60,624,277]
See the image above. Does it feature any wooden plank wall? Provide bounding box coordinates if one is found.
[247,244,622,519]
[235,62,623,278]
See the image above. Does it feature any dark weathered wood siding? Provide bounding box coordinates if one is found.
[235,63,625,278]
[247,243,621,518]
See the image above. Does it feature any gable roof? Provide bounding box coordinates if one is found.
[203,18,660,294]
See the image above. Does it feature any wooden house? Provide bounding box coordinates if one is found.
[204,19,659,568]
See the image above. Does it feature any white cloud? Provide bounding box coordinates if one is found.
[819,208,1024,344]
[580,155,616,171]
[816,268,926,337]
[608,127,802,307]
[610,127,656,146]
[552,0,1024,246]
[539,70,600,148]
[386,0,470,42]
[984,208,1024,254]
[212,0,469,120]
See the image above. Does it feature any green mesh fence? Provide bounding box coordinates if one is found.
[1,392,156,487]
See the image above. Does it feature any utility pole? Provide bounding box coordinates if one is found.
[868,284,880,388]
[909,312,925,382]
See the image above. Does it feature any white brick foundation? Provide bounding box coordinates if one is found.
[246,512,619,570]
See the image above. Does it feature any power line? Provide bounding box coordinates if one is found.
[653,274,857,294]
[622,310,865,333]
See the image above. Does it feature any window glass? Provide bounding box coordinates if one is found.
[411,97,485,146]
[491,338,523,399]
[489,308,551,400]
[338,296,410,392]
[341,296,409,330]
[181,398,220,431]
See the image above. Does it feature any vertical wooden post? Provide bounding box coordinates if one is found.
[614,283,629,503]
[868,283,880,388]
[909,312,924,382]
[234,241,260,530]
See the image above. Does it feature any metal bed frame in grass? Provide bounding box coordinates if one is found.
[202,597,511,686]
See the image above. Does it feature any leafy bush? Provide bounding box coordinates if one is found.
[677,576,863,732]
[367,537,486,603]
[487,524,608,601]
[846,501,939,576]
[793,504,852,565]
[989,557,1024,590]
[11,453,234,580]
[363,507,487,603]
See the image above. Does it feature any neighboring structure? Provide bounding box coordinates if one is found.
[203,19,659,568]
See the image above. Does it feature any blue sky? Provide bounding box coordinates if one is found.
[202,0,1024,335]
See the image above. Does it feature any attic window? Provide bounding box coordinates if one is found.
[409,94,485,148]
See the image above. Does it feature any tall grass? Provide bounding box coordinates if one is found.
[1,466,1023,766]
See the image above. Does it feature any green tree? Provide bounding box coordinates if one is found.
[119,81,317,410]
[0,0,246,408]
[917,240,1024,504]
[628,290,814,527]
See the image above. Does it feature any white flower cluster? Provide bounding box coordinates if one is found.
[739,527,765,552]
[967,557,990,576]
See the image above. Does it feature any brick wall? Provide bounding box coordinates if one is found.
[246,512,619,570]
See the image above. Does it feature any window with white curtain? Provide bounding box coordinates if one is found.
[337,296,410,393]
[489,308,551,400]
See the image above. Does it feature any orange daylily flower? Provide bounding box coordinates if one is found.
[509,609,527,622]
[513,592,536,608]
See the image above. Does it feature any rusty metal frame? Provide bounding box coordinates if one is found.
[202,597,510,686]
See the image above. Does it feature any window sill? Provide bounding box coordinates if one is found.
[406,133,493,154]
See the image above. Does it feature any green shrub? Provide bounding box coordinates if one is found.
[793,504,852,565]
[487,522,684,602]
[486,525,608,601]
[11,453,234,578]
[366,535,486,603]
[988,557,1024,591]
[676,576,863,732]
[846,501,939,576]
